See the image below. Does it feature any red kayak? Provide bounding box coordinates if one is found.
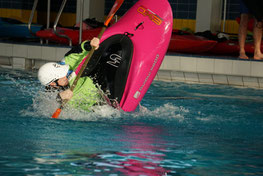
[168,30,217,54]
[36,27,101,45]
[236,17,254,31]
[208,40,263,56]
[244,42,254,54]
[244,42,263,54]
[208,40,240,55]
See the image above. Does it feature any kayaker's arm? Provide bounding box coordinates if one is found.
[64,37,100,57]
[64,41,90,57]
[63,37,100,72]
[55,38,100,104]
[58,89,73,101]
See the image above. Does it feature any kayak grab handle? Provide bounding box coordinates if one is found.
[135,21,144,31]
[124,32,134,37]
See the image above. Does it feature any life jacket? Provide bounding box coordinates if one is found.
[62,40,101,111]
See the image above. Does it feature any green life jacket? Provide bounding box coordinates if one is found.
[64,41,101,111]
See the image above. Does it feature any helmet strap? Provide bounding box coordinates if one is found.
[45,79,70,92]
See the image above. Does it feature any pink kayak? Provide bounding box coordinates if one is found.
[76,0,173,112]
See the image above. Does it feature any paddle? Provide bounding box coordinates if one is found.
[52,0,124,118]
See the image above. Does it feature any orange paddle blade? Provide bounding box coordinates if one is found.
[104,0,124,26]
[52,108,62,118]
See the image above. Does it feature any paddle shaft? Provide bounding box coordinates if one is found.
[52,0,124,118]
[53,27,106,116]
[56,28,106,108]
[70,27,106,91]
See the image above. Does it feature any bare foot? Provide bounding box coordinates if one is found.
[254,56,263,60]
[254,53,263,60]
[239,53,249,59]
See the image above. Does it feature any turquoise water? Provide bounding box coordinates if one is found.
[0,67,263,176]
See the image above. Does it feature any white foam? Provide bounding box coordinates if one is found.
[21,92,187,122]
[130,103,187,121]
[21,91,122,121]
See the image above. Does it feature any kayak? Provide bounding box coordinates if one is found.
[244,42,254,54]
[36,27,102,45]
[35,18,105,45]
[168,29,217,54]
[190,30,251,56]
[78,0,173,112]
[0,17,42,38]
[236,17,254,31]
[244,42,263,54]
[208,40,240,55]
[208,40,263,56]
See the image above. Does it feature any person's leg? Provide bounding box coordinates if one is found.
[238,13,250,59]
[253,20,263,60]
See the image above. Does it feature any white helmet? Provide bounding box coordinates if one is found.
[38,62,69,86]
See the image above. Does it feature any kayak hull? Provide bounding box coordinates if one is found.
[0,17,41,38]
[209,40,240,55]
[36,27,101,45]
[79,0,173,112]
[168,30,217,54]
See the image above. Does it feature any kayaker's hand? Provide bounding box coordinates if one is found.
[59,89,73,101]
[90,37,100,50]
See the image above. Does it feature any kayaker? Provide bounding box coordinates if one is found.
[38,37,103,110]
[238,0,263,60]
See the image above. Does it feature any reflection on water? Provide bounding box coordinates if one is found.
[110,125,170,175]
[31,125,173,175]
[26,124,195,176]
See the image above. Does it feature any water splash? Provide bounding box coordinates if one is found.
[1,68,187,122]
[21,90,122,121]
[22,91,187,122]
[132,103,187,121]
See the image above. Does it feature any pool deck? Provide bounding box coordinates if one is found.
[1,41,263,89]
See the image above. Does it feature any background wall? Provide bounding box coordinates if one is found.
[223,0,240,34]
[0,0,77,26]
[105,0,197,32]
[0,0,242,34]
[105,0,241,33]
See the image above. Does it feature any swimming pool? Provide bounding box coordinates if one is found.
[0,67,262,176]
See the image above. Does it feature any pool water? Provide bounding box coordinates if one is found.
[0,67,262,176]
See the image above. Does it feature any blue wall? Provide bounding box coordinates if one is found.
[0,0,241,20]
[105,0,241,20]
[0,0,76,13]
[225,0,240,20]
[104,0,197,19]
